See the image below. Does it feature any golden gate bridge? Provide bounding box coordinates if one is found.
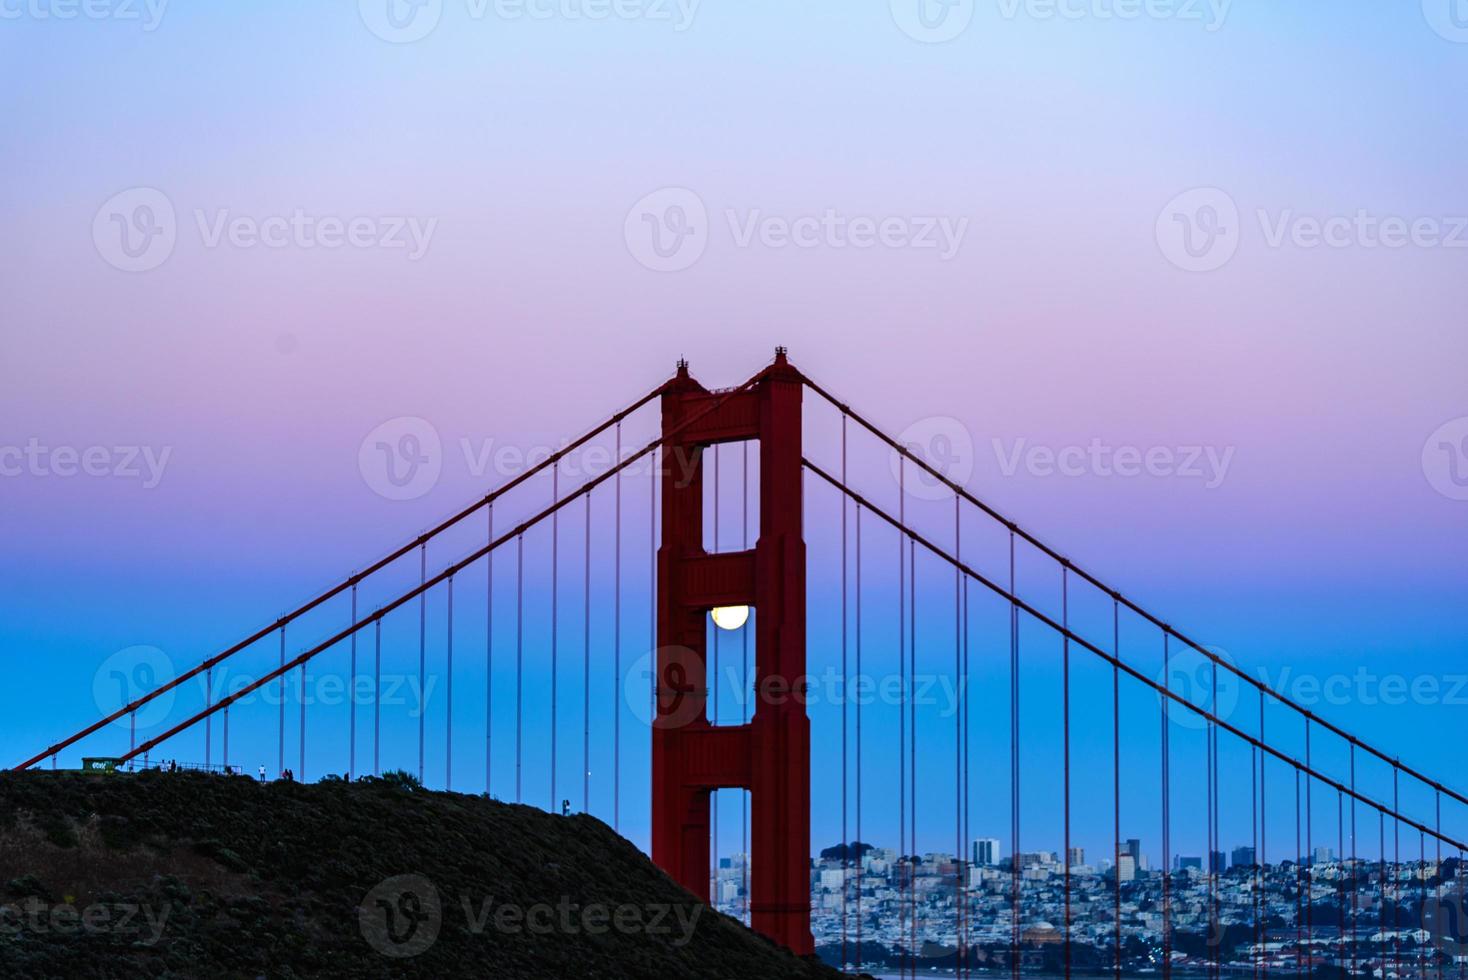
[14,349,1467,979]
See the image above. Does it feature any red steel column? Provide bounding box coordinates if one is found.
[747,352,813,955]
[651,350,813,956]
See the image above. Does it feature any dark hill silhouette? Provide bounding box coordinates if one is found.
[0,770,849,979]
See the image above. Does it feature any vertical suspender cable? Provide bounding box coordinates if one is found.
[278,626,285,778]
[447,575,454,791]
[1210,657,1220,980]
[1295,769,1303,957]
[205,666,213,769]
[516,533,524,804]
[551,467,559,812]
[350,583,357,780]
[419,543,426,783]
[1337,791,1344,970]
[1352,745,1359,973]
[840,419,849,966]
[493,504,499,798]
[960,548,971,979]
[583,493,591,814]
[904,536,916,979]
[1062,564,1071,980]
[374,619,382,776]
[1162,631,1172,980]
[855,500,864,967]
[614,422,622,831]
[1306,719,1313,975]
[1010,529,1020,980]
[1437,790,1444,980]
[955,497,964,977]
[299,657,306,781]
[896,461,905,978]
[1395,767,1401,980]
[1259,698,1267,980]
[1113,598,1122,980]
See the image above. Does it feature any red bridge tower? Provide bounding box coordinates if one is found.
[652,349,813,955]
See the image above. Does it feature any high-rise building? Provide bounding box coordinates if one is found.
[1232,846,1256,868]
[1175,856,1202,871]
[1121,838,1141,862]
[1313,846,1334,865]
[1116,854,1137,882]
[973,838,1001,867]
[1067,847,1085,867]
[1210,851,1227,874]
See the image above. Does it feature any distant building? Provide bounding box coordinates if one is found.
[1232,846,1256,868]
[1067,847,1085,867]
[1210,850,1228,873]
[1116,854,1137,882]
[973,838,1001,866]
[1313,846,1334,865]
[1176,856,1202,871]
